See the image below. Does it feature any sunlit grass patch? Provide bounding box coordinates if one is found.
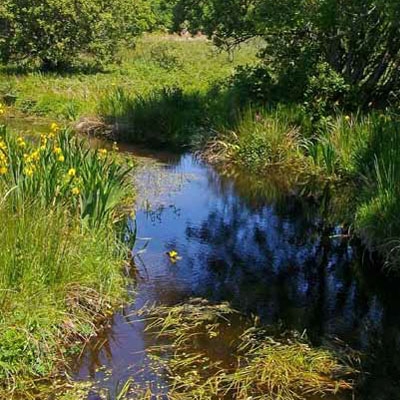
[202,106,312,174]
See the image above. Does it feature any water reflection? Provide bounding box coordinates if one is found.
[74,153,400,400]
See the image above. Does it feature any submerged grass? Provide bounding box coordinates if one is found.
[0,122,134,398]
[126,299,356,400]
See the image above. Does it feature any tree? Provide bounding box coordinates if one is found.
[0,0,153,69]
[175,0,400,107]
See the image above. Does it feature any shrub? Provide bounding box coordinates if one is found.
[0,0,153,69]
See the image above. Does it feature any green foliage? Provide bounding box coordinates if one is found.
[0,121,131,396]
[203,106,310,173]
[0,0,153,69]
[354,116,400,267]
[0,124,132,228]
[304,62,350,119]
[148,0,178,31]
[99,86,208,148]
[178,0,400,109]
[305,114,370,176]
[0,36,258,125]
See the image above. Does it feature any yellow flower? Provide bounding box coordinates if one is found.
[0,141,6,151]
[29,150,40,162]
[53,147,62,155]
[17,137,26,148]
[67,168,76,177]
[50,122,59,132]
[58,155,65,162]
[0,166,8,175]
[40,134,48,145]
[98,148,108,160]
[167,250,181,263]
[168,250,178,258]
[24,166,34,177]
[344,115,351,122]
[40,145,46,151]
[71,187,80,195]
[0,103,5,116]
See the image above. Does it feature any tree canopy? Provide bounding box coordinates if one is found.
[174,0,400,107]
[0,0,153,69]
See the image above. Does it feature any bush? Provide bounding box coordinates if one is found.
[304,62,350,120]
[0,0,152,69]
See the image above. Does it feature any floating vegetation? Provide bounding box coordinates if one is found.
[124,299,358,400]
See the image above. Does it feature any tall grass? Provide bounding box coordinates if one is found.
[99,87,206,148]
[0,124,132,227]
[0,122,133,397]
[0,204,127,388]
[202,106,311,173]
[305,114,370,177]
[353,116,400,268]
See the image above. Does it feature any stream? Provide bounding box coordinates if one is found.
[73,149,400,400]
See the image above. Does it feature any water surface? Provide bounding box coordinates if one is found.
[74,151,400,400]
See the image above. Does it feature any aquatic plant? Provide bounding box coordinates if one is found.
[0,124,133,228]
[129,299,356,400]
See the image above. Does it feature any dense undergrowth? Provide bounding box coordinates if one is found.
[0,122,133,397]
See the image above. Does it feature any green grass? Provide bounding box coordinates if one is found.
[98,86,207,148]
[0,122,133,397]
[202,105,311,173]
[0,34,258,125]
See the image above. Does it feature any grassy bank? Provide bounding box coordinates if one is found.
[0,34,258,128]
[0,122,133,397]
[202,108,400,270]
